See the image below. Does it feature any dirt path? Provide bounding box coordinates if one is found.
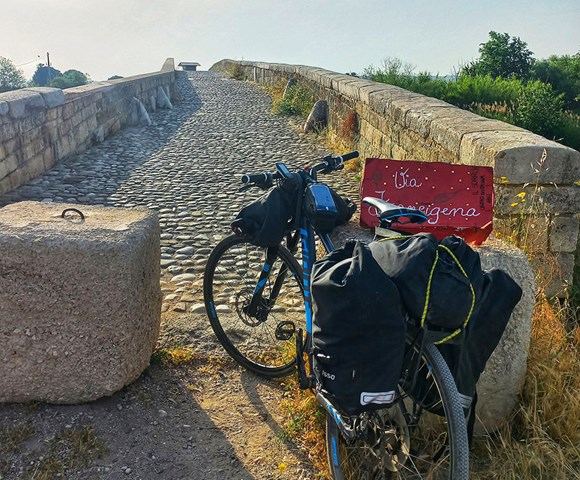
[0,308,319,480]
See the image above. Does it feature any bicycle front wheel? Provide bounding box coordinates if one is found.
[325,341,469,479]
[203,235,305,377]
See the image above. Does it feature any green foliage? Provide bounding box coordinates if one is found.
[447,74,521,111]
[365,48,580,149]
[531,53,580,112]
[272,82,315,118]
[515,80,564,137]
[553,111,580,151]
[463,31,535,80]
[32,64,63,86]
[364,57,453,101]
[0,56,26,93]
[49,69,90,89]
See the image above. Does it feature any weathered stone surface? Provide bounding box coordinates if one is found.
[0,201,161,404]
[550,215,580,253]
[304,99,328,133]
[23,87,65,108]
[130,97,152,126]
[0,101,8,116]
[474,237,535,433]
[461,130,580,184]
[157,85,173,109]
[0,90,44,119]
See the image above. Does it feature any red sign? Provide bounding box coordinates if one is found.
[360,158,494,245]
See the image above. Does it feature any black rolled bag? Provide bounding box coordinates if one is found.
[368,233,485,332]
[230,172,356,248]
[311,241,407,415]
[230,180,299,248]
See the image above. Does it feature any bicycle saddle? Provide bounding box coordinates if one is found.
[363,197,428,224]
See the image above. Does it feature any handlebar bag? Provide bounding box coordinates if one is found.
[311,240,406,415]
[231,182,298,247]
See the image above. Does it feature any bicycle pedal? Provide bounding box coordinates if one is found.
[275,321,295,340]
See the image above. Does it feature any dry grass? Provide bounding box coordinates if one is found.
[0,422,35,475]
[16,426,107,480]
[471,297,580,479]
[278,373,329,479]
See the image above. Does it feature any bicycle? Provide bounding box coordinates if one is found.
[203,152,469,479]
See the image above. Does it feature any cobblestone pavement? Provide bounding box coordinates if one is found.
[0,71,358,310]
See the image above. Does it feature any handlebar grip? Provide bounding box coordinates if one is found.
[241,173,271,185]
[339,151,359,162]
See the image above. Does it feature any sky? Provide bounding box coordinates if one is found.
[1,0,579,82]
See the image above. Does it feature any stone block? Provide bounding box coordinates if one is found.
[550,215,579,253]
[23,87,65,108]
[0,202,161,403]
[0,154,19,180]
[495,184,579,215]
[460,130,580,185]
[0,90,45,119]
[475,237,535,433]
[531,252,575,297]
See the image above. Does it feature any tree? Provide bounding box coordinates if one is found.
[532,53,580,112]
[0,57,27,93]
[32,64,63,86]
[49,69,90,89]
[463,31,535,80]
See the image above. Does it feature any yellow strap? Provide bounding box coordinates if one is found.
[373,235,476,345]
[433,244,477,345]
[377,235,411,243]
[421,249,439,329]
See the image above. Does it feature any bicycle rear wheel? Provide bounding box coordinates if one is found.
[203,235,305,377]
[325,341,469,479]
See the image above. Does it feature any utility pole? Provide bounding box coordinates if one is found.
[46,52,51,83]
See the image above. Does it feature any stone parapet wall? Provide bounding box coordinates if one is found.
[0,58,176,196]
[211,59,580,295]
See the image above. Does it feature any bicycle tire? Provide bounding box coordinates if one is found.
[325,340,469,479]
[203,234,305,377]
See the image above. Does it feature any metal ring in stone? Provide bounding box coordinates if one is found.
[61,208,85,221]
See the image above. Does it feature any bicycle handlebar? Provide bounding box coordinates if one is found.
[240,151,359,190]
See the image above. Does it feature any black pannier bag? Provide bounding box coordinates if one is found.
[372,233,523,433]
[368,233,485,333]
[330,188,356,228]
[439,268,522,415]
[311,241,407,415]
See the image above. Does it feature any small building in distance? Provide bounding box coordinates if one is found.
[178,62,201,72]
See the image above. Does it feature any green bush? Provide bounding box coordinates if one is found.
[272,83,315,119]
[553,111,580,151]
[446,74,521,112]
[514,80,564,138]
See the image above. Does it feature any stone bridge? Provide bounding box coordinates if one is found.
[1,58,577,298]
[0,56,553,463]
